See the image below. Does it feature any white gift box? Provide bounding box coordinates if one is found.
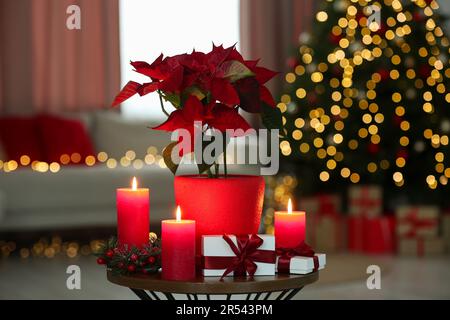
[348,185,382,217]
[275,253,326,275]
[201,234,276,277]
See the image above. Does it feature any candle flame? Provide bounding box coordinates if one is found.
[176,206,181,221]
[288,198,292,214]
[132,177,137,191]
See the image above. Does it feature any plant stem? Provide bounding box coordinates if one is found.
[214,162,219,178]
[207,167,213,178]
[223,132,228,178]
[157,90,170,117]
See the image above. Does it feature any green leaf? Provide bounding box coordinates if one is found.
[261,102,284,135]
[163,93,181,108]
[163,142,180,175]
[222,60,255,82]
[184,85,206,101]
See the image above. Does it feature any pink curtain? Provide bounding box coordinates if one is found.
[240,0,316,95]
[0,0,34,114]
[0,0,120,114]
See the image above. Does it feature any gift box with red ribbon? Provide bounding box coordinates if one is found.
[300,193,341,217]
[396,206,439,238]
[442,212,450,253]
[397,237,445,257]
[347,215,396,254]
[363,216,396,254]
[347,216,365,252]
[310,215,346,252]
[275,241,326,274]
[301,194,344,252]
[348,185,382,217]
[201,234,276,278]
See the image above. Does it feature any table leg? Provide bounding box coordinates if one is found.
[130,288,305,301]
[163,292,175,300]
[130,288,152,300]
[283,287,304,300]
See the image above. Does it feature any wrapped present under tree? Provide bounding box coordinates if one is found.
[348,185,383,217]
[396,206,439,238]
[398,237,445,257]
[300,193,345,252]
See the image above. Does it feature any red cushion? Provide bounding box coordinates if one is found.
[36,114,96,164]
[0,117,44,161]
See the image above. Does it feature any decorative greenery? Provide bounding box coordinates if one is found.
[95,235,161,275]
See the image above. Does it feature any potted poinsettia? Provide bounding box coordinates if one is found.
[112,44,281,247]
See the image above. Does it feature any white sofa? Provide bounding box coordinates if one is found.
[0,112,258,231]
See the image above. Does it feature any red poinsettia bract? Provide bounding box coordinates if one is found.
[112,44,278,139]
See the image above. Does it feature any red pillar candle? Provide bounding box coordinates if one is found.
[275,199,306,248]
[162,206,196,281]
[117,177,149,247]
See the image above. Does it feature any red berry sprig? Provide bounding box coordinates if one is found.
[95,236,161,275]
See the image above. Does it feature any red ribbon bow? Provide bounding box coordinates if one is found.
[400,209,437,238]
[276,241,318,274]
[350,187,381,215]
[202,234,276,280]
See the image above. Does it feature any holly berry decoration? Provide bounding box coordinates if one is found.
[106,249,114,258]
[95,236,161,275]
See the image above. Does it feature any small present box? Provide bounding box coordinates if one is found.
[300,193,341,216]
[396,206,439,238]
[363,216,396,254]
[301,194,343,248]
[201,234,275,277]
[348,185,382,217]
[275,253,326,274]
[307,214,345,252]
[398,237,445,257]
[442,212,450,253]
[347,216,365,252]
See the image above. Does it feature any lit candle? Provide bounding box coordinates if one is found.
[275,198,306,248]
[162,206,196,281]
[117,177,149,247]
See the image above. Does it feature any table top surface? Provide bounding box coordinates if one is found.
[107,270,319,294]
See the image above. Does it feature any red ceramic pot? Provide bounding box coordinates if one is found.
[174,175,265,250]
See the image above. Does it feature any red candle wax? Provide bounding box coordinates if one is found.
[162,206,196,281]
[117,177,149,247]
[275,199,306,248]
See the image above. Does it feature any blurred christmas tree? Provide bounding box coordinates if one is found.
[281,0,450,203]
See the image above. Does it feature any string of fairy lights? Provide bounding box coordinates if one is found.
[0,237,105,259]
[279,0,450,189]
[0,146,167,173]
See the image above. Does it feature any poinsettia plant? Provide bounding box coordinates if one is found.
[112,44,282,176]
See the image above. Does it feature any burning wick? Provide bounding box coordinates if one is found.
[176,205,181,222]
[287,198,292,214]
[132,177,137,191]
